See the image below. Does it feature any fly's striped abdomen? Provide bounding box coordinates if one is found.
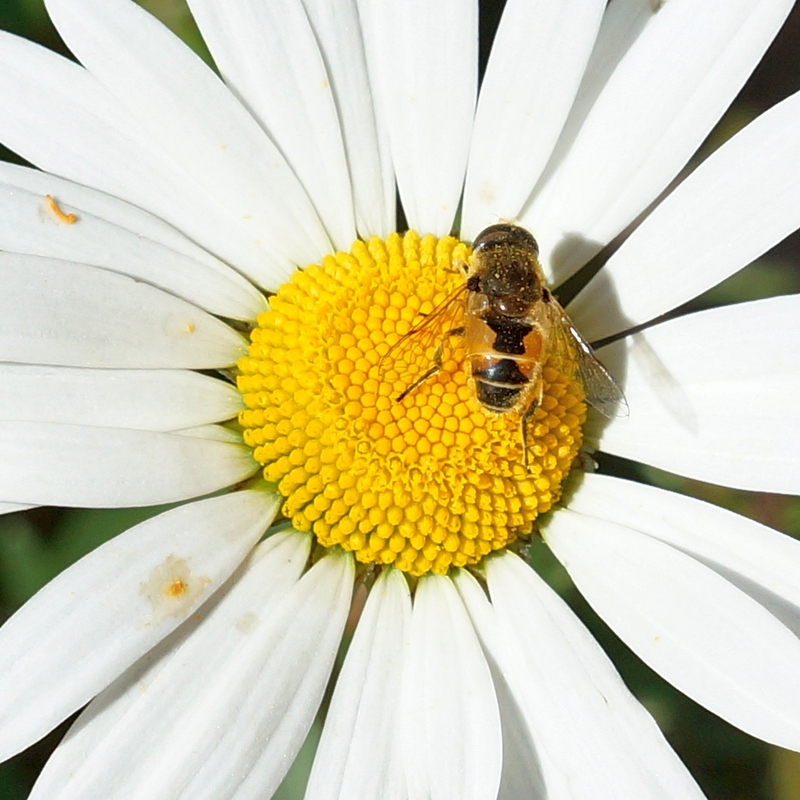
[472,357,528,410]
[465,314,543,413]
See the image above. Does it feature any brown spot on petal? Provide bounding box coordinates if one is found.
[140,555,210,624]
[236,611,258,633]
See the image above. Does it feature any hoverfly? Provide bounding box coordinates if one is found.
[386,223,626,460]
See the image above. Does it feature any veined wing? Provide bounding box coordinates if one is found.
[379,283,467,398]
[542,292,628,419]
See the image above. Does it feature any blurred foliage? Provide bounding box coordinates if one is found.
[1,0,800,798]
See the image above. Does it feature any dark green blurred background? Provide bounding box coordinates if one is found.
[1,1,800,798]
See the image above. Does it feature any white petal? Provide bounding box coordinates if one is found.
[0,31,298,288]
[571,89,800,341]
[460,0,606,240]
[0,489,279,763]
[44,0,332,276]
[305,569,409,800]
[186,0,356,251]
[174,424,244,443]
[0,365,241,430]
[401,574,501,800]
[493,668,547,800]
[456,556,706,799]
[0,421,256,507]
[545,506,800,751]
[521,0,794,283]
[0,162,265,321]
[0,502,34,516]
[359,0,477,236]
[0,254,246,369]
[28,529,314,800]
[300,0,395,238]
[568,473,800,636]
[596,295,800,493]
[38,545,351,800]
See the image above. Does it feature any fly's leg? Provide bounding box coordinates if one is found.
[444,259,470,276]
[397,363,439,401]
[396,327,465,401]
[520,405,535,468]
[520,380,544,468]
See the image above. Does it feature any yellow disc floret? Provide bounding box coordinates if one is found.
[237,232,586,577]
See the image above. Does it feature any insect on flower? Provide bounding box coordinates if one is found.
[386,223,627,462]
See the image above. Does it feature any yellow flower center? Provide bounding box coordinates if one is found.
[237,231,586,577]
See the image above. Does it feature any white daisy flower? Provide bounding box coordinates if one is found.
[1,0,799,797]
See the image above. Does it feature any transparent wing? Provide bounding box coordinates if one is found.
[543,294,628,419]
[378,284,467,398]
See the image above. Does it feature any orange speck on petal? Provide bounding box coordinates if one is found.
[45,194,77,224]
[164,578,188,599]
